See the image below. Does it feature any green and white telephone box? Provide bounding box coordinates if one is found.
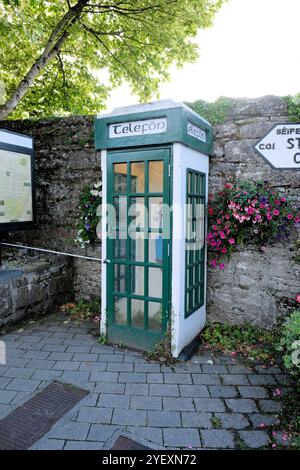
[95,100,213,357]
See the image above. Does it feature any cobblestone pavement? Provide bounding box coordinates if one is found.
[0,313,291,450]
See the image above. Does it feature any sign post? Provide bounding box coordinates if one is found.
[0,129,36,268]
[254,123,300,169]
[0,129,36,233]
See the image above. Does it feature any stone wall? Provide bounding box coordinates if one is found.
[0,115,102,304]
[0,96,299,327]
[0,256,73,326]
[208,96,299,327]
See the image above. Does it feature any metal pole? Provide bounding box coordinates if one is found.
[0,242,102,262]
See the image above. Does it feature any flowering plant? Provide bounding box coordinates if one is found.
[74,182,102,248]
[207,180,300,268]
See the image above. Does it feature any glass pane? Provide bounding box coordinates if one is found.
[114,196,127,231]
[130,231,144,262]
[189,290,194,310]
[149,161,163,193]
[131,162,144,192]
[114,236,126,259]
[188,267,193,288]
[148,302,162,331]
[114,264,126,293]
[188,172,192,193]
[199,175,205,195]
[114,297,127,324]
[194,286,199,306]
[114,163,127,193]
[131,299,144,328]
[129,197,145,229]
[148,267,162,298]
[149,232,163,264]
[149,197,163,229]
[131,266,144,296]
[195,201,205,250]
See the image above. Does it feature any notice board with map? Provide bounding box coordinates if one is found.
[0,129,36,232]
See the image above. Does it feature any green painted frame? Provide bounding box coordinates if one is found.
[185,168,206,318]
[95,105,213,155]
[106,146,171,351]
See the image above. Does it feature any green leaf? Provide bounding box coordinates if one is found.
[0,0,225,118]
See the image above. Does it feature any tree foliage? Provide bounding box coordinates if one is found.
[0,0,224,119]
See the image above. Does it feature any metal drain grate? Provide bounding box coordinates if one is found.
[0,380,88,450]
[111,435,152,450]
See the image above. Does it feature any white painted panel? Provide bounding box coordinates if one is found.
[0,130,33,149]
[109,118,167,138]
[171,143,209,358]
[100,150,107,337]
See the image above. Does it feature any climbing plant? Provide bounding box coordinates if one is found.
[74,182,102,248]
[284,94,300,122]
[187,96,232,125]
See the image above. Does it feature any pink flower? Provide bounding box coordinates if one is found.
[287,214,293,220]
[272,443,277,449]
[213,225,218,231]
[221,247,227,254]
[219,263,225,269]
[282,434,288,442]
[273,388,281,397]
[272,431,277,436]
[246,207,255,215]
[259,423,266,428]
[274,199,280,205]
[211,260,217,268]
[217,219,222,224]
[220,231,226,239]
[273,209,280,216]
[225,214,230,220]
[281,197,286,203]
[296,295,300,303]
[267,215,273,221]
[228,238,235,245]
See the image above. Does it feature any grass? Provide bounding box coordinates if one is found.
[146,325,176,365]
[200,321,300,449]
[274,386,300,449]
[200,322,281,365]
[59,299,100,336]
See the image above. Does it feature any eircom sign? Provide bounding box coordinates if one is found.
[254,123,300,170]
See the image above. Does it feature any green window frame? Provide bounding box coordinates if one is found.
[185,169,206,318]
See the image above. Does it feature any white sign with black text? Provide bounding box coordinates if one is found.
[109,117,167,139]
[187,121,206,143]
[254,123,300,169]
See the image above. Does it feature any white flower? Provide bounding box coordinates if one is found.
[90,189,99,196]
[94,182,102,189]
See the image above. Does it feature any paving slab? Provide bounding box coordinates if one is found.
[201,429,235,449]
[0,313,291,451]
[163,428,201,448]
[239,430,269,448]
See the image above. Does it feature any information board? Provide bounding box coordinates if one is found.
[0,129,35,232]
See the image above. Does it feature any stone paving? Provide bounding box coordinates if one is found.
[0,313,291,450]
